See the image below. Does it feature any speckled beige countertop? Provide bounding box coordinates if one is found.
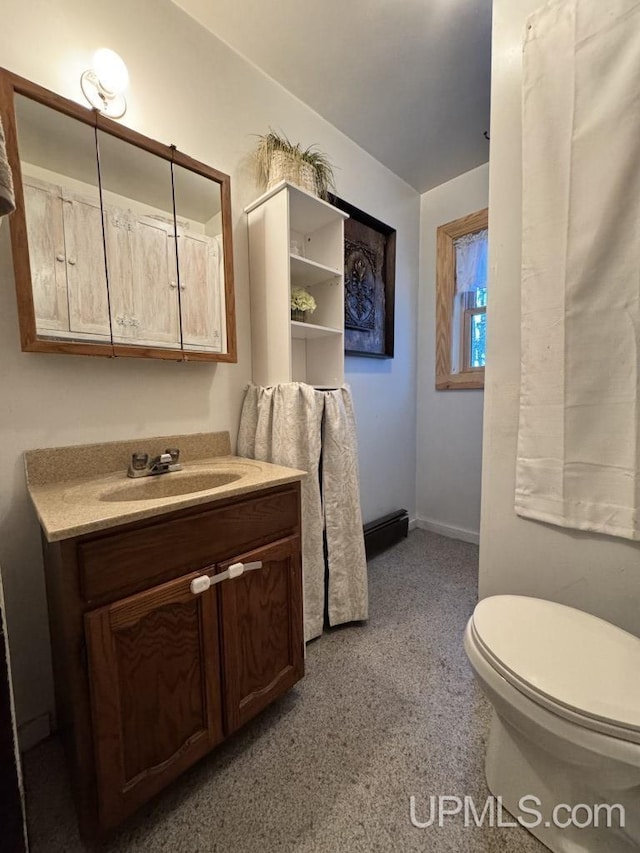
[25,431,306,542]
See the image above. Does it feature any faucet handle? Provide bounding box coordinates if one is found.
[165,448,180,464]
[130,452,149,471]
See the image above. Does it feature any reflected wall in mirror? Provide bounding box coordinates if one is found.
[0,68,237,362]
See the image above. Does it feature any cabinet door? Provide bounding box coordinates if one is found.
[179,230,224,351]
[62,192,111,338]
[130,216,180,346]
[219,536,304,733]
[104,208,136,341]
[85,570,223,831]
[22,179,69,334]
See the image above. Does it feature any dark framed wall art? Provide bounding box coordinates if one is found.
[329,195,396,358]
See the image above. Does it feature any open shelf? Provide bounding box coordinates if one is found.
[245,181,348,233]
[247,182,346,387]
[290,321,342,340]
[290,254,341,288]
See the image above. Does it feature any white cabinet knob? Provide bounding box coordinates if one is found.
[189,560,263,595]
[68,258,76,266]
[56,254,65,262]
[190,575,211,595]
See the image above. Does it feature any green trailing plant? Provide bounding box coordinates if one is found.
[254,129,336,199]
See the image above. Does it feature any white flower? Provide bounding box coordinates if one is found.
[290,287,316,313]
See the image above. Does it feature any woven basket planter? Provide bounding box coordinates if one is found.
[267,151,317,196]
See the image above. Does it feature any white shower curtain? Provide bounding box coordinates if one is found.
[237,383,368,641]
[516,0,640,540]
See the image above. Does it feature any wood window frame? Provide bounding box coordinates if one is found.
[435,207,488,390]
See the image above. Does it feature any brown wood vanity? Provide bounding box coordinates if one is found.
[27,436,305,838]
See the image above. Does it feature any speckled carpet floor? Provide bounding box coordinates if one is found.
[23,530,546,852]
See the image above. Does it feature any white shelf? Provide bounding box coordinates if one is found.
[290,321,342,340]
[290,254,341,288]
[247,181,345,387]
[245,181,348,233]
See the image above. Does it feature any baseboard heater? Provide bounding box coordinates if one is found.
[363,509,409,559]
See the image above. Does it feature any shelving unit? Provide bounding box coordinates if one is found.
[245,181,348,388]
[289,255,341,288]
[290,321,342,339]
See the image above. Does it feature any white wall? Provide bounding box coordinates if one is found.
[416,164,488,543]
[479,0,640,636]
[0,0,420,743]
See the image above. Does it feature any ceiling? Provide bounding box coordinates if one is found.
[172,0,492,194]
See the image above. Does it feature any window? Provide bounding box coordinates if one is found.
[435,208,488,389]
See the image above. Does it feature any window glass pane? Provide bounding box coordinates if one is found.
[470,312,486,368]
[475,286,488,308]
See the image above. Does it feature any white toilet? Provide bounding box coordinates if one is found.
[464,595,640,853]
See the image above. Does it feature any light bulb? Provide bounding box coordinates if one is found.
[93,48,129,95]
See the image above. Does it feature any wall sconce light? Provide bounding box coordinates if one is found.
[80,48,129,118]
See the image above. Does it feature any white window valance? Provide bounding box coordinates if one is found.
[454,228,488,294]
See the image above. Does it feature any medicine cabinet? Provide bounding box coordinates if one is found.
[0,69,237,362]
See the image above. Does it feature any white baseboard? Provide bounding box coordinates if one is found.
[415,516,480,545]
[18,711,52,752]
[408,516,418,531]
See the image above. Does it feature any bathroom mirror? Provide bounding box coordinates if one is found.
[14,94,110,346]
[172,162,227,353]
[97,129,181,351]
[0,68,237,362]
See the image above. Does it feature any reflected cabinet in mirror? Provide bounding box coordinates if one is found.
[0,69,236,362]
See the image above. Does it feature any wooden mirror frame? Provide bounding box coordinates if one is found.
[0,68,237,362]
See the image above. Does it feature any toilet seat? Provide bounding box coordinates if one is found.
[470,595,640,744]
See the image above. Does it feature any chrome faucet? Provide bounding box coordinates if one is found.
[128,448,182,478]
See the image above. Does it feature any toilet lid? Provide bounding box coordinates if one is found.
[472,595,640,735]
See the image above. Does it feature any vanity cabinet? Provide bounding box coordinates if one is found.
[245,181,348,388]
[43,482,303,838]
[219,536,302,732]
[85,571,223,829]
